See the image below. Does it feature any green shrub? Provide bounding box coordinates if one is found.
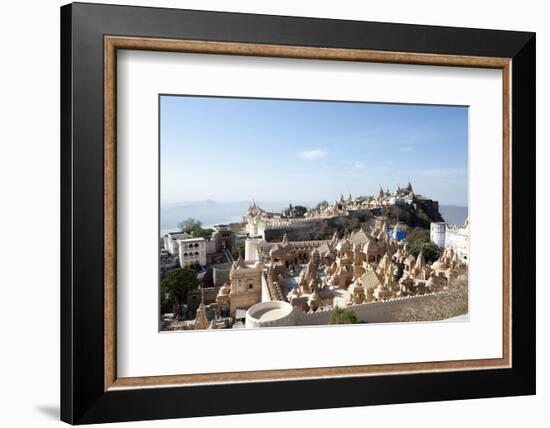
[329,306,358,325]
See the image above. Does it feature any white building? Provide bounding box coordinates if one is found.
[244,202,267,238]
[177,237,207,268]
[430,219,469,264]
[244,237,261,261]
[163,232,192,255]
[430,222,447,247]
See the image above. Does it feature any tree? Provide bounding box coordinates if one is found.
[315,200,329,212]
[406,228,430,243]
[195,227,213,239]
[406,229,442,263]
[283,204,308,218]
[232,240,245,260]
[418,242,442,263]
[160,267,199,316]
[179,218,202,232]
[329,306,358,325]
[178,217,213,239]
[292,205,308,217]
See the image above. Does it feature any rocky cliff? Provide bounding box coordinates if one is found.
[264,199,443,242]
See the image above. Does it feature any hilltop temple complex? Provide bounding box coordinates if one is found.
[160,183,469,331]
[190,218,468,330]
[430,219,469,264]
[244,182,440,239]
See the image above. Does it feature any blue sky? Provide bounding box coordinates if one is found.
[160,95,468,206]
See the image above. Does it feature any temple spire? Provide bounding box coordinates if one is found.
[194,287,209,330]
[234,254,246,269]
[282,233,289,246]
[379,252,390,272]
[415,250,425,270]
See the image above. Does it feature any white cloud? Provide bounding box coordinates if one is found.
[352,161,366,169]
[298,148,329,160]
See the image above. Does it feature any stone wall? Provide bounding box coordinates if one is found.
[264,201,443,242]
[261,273,271,303]
[229,290,262,317]
[295,292,445,325]
[212,263,231,287]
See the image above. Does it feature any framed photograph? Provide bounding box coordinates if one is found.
[60,2,535,424]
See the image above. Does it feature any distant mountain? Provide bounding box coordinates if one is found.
[439,205,468,226]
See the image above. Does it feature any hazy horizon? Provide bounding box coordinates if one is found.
[160,199,468,235]
[161,198,469,207]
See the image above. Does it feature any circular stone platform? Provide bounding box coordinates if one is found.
[245,301,296,328]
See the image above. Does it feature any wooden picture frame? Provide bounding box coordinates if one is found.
[61,2,535,424]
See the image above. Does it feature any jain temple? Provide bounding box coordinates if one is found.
[160,183,469,330]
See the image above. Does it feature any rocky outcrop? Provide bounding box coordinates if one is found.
[264,200,443,242]
[373,198,443,229]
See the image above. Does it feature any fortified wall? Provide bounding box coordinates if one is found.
[264,199,443,242]
[295,292,448,325]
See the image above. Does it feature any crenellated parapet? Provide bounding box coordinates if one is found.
[296,291,449,325]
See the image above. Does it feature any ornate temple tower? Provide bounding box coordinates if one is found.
[194,288,209,330]
[227,255,263,316]
[412,250,426,280]
[352,242,366,277]
[244,237,261,261]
